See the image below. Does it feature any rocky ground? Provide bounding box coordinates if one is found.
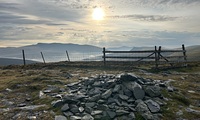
[0,61,200,120]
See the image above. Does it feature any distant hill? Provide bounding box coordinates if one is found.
[0,43,102,62]
[170,45,200,61]
[0,58,39,66]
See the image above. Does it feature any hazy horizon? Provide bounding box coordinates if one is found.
[0,0,200,48]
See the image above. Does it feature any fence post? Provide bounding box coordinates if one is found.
[40,52,46,64]
[158,46,161,61]
[103,47,106,66]
[155,46,158,69]
[22,50,26,65]
[66,50,70,62]
[182,44,187,62]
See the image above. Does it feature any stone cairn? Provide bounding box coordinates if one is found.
[48,73,171,120]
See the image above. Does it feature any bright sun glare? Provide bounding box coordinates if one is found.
[92,8,105,20]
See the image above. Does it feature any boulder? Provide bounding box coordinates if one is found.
[145,86,161,97]
[145,99,160,113]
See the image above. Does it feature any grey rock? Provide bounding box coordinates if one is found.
[145,99,160,113]
[85,107,93,114]
[123,88,133,97]
[88,87,102,96]
[69,105,79,114]
[85,102,96,108]
[185,107,200,114]
[18,104,46,110]
[63,111,73,117]
[120,73,138,81]
[51,100,63,108]
[88,94,101,102]
[113,85,121,93]
[167,86,174,92]
[17,103,26,107]
[132,82,145,100]
[116,110,129,116]
[176,110,183,116]
[142,112,154,120]
[102,89,112,99]
[128,112,136,120]
[97,104,109,110]
[70,116,82,120]
[79,107,84,112]
[82,114,94,120]
[118,94,129,101]
[145,86,161,97]
[91,110,103,116]
[61,104,69,112]
[136,101,150,113]
[107,110,116,119]
[55,115,67,120]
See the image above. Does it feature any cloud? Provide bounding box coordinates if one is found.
[107,14,178,22]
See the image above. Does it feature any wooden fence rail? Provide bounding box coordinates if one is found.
[103,44,187,68]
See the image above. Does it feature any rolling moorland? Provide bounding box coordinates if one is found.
[0,61,200,120]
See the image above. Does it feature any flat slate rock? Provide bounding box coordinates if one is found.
[55,115,67,120]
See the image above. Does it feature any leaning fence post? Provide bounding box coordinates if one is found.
[155,46,158,69]
[66,50,70,62]
[182,44,187,62]
[103,47,106,66]
[22,50,26,65]
[40,52,46,64]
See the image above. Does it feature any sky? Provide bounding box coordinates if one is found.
[0,0,200,48]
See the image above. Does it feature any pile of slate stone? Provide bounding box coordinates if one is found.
[51,73,172,120]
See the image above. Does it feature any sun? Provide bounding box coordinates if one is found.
[92,8,105,20]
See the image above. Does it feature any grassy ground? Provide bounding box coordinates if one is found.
[0,61,200,120]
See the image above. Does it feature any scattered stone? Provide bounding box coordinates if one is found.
[145,86,161,97]
[70,116,82,120]
[145,99,160,113]
[18,105,46,110]
[167,86,174,92]
[113,85,121,93]
[132,83,145,100]
[51,100,63,108]
[116,110,129,116]
[85,102,96,108]
[176,110,183,116]
[61,104,69,112]
[55,115,67,120]
[101,89,112,99]
[5,88,12,92]
[107,110,116,119]
[82,114,94,120]
[185,107,200,114]
[118,94,129,101]
[188,90,195,93]
[17,103,26,107]
[91,110,103,116]
[128,112,136,119]
[79,107,84,112]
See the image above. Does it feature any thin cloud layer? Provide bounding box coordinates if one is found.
[0,0,199,47]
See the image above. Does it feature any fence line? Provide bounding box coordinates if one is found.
[103,44,187,68]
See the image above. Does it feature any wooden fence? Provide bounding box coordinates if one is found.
[103,44,187,68]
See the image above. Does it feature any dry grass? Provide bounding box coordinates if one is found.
[0,61,200,120]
